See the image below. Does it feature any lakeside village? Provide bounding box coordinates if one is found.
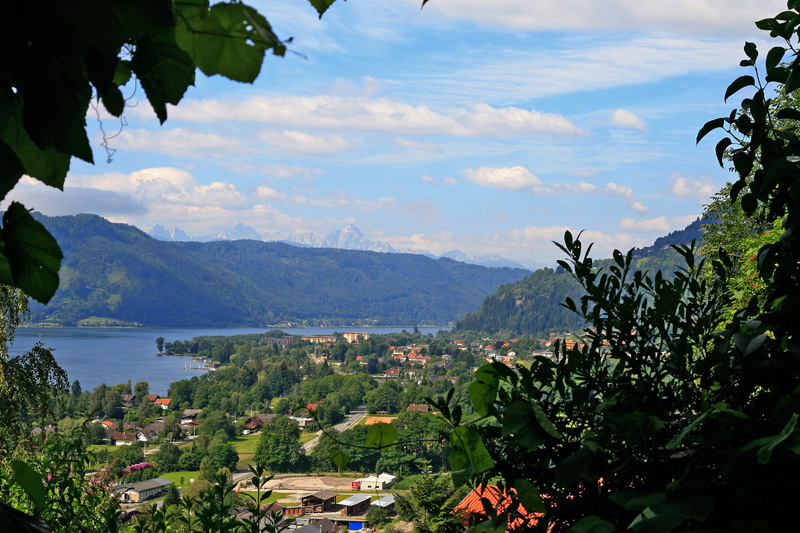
[29,329,564,531]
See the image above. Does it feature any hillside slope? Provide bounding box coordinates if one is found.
[29,214,530,327]
[453,219,706,337]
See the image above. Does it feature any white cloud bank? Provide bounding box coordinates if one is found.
[167,96,582,138]
[462,166,648,213]
[670,174,720,198]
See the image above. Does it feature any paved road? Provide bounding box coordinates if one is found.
[302,407,366,453]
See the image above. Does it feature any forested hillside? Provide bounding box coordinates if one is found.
[454,219,706,336]
[28,214,529,327]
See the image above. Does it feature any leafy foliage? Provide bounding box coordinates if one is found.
[0,0,339,304]
[425,4,800,530]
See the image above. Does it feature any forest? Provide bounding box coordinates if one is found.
[27,213,529,328]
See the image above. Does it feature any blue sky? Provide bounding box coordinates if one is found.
[5,0,785,266]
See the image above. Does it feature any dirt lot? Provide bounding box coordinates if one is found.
[243,474,361,493]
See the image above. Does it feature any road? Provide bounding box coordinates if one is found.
[302,407,366,453]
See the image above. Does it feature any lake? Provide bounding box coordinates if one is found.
[9,326,446,395]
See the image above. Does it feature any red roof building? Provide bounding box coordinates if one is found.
[452,485,543,531]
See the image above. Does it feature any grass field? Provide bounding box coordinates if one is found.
[232,433,260,454]
[160,471,201,490]
[239,491,291,505]
[299,432,318,444]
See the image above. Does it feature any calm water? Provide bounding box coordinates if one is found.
[9,326,445,395]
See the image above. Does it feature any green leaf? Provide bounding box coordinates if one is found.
[743,41,758,61]
[665,410,709,450]
[715,137,732,167]
[0,93,70,188]
[0,203,63,303]
[307,0,337,18]
[130,27,195,123]
[554,447,606,488]
[502,399,548,449]
[740,413,799,465]
[696,117,724,144]
[532,401,562,440]
[724,75,755,102]
[740,193,757,217]
[11,460,46,513]
[568,516,616,533]
[176,4,281,84]
[766,46,786,72]
[330,449,350,471]
[366,422,398,450]
[449,425,494,487]
[513,479,545,514]
[469,365,500,417]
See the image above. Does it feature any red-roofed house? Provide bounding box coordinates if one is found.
[407,403,430,413]
[154,398,172,410]
[385,368,400,378]
[452,485,543,532]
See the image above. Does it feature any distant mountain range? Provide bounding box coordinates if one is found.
[145,223,541,271]
[29,214,531,328]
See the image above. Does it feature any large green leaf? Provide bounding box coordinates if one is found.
[11,460,46,512]
[0,203,63,303]
[469,364,500,417]
[366,422,398,450]
[514,479,545,514]
[0,93,70,189]
[449,425,494,487]
[130,27,196,123]
[330,449,350,471]
[554,447,607,488]
[175,3,282,84]
[0,502,49,533]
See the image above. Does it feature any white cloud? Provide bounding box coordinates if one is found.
[421,175,458,186]
[258,130,355,156]
[115,128,245,157]
[620,214,699,232]
[420,0,783,35]
[411,36,762,104]
[669,174,719,198]
[254,186,286,200]
[610,109,649,132]
[603,182,649,213]
[463,166,542,190]
[169,96,582,138]
[396,138,442,153]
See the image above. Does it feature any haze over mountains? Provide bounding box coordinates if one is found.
[146,223,540,271]
[29,214,530,328]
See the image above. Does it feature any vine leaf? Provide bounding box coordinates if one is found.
[366,422,398,450]
[469,365,500,417]
[330,449,350,471]
[130,27,195,124]
[449,426,494,487]
[514,479,545,514]
[567,515,616,533]
[0,204,63,303]
[308,0,337,18]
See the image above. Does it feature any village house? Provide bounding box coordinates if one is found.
[356,473,396,491]
[371,494,396,513]
[384,368,400,378]
[154,398,172,410]
[181,409,202,424]
[259,336,296,346]
[113,432,137,446]
[113,477,173,503]
[407,403,430,413]
[302,335,336,344]
[300,490,338,512]
[339,494,371,516]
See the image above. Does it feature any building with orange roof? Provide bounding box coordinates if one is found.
[154,398,171,410]
[452,485,544,531]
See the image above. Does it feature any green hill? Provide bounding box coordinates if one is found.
[453,219,706,337]
[28,213,530,327]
